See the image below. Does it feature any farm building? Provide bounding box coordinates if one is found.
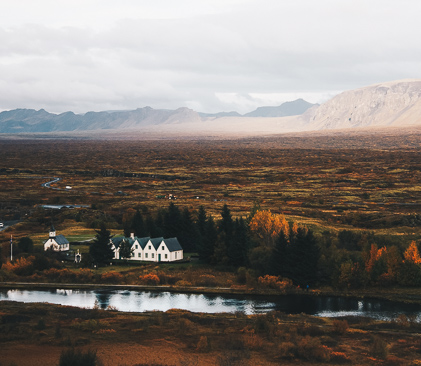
[43,224,70,252]
[111,234,183,262]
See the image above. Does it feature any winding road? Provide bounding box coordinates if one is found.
[41,177,61,190]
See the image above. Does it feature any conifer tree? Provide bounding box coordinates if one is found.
[200,215,217,263]
[178,207,198,253]
[228,217,249,267]
[119,239,134,260]
[271,229,288,276]
[283,227,319,286]
[164,202,182,238]
[131,209,146,237]
[89,223,114,266]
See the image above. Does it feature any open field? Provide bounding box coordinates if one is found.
[2,300,421,365]
[1,132,421,365]
[1,133,421,239]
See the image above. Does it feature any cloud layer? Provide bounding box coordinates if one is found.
[1,0,421,114]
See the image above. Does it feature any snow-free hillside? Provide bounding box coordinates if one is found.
[308,79,421,130]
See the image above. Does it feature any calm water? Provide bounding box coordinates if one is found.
[1,289,420,321]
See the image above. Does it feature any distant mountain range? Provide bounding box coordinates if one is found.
[1,79,421,135]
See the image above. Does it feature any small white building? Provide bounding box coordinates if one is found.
[44,224,70,252]
[111,234,183,262]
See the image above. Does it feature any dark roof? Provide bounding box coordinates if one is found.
[112,236,150,249]
[149,237,164,250]
[111,237,124,247]
[136,237,150,249]
[54,234,69,245]
[164,238,183,252]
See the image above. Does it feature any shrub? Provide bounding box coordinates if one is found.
[3,256,35,276]
[100,271,123,284]
[257,275,293,291]
[330,351,351,363]
[76,268,94,282]
[196,274,217,287]
[175,280,192,287]
[278,341,296,359]
[59,348,99,366]
[370,336,388,359]
[196,336,209,352]
[332,319,349,335]
[138,273,160,285]
[43,268,77,282]
[297,336,331,362]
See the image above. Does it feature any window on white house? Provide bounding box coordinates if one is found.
[138,253,141,257]
[148,245,151,250]
[175,252,177,259]
[152,253,154,258]
[162,246,164,250]
[165,254,168,259]
[135,245,138,249]
[145,253,148,258]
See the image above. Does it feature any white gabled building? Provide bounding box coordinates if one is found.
[44,224,70,252]
[111,234,183,262]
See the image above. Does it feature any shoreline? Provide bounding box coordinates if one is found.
[2,281,421,305]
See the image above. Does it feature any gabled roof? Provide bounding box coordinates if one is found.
[163,238,183,252]
[136,237,151,249]
[111,237,125,247]
[149,237,164,250]
[112,236,150,249]
[54,234,69,245]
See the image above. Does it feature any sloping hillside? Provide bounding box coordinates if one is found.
[308,79,421,130]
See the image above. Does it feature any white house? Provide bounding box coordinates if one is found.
[44,224,70,252]
[111,234,183,262]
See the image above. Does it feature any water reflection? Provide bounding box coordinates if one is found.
[1,289,421,321]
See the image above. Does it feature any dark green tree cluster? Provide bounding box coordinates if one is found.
[89,224,114,266]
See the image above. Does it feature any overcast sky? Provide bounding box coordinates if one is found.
[1,0,421,114]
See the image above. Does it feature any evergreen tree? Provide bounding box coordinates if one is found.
[119,239,134,260]
[228,217,249,267]
[214,204,233,265]
[196,206,207,237]
[271,229,288,276]
[163,202,182,238]
[199,215,217,263]
[283,228,319,286]
[89,224,114,266]
[153,210,165,237]
[219,204,233,239]
[18,237,34,253]
[178,207,198,253]
[131,209,146,237]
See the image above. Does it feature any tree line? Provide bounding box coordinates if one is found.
[112,202,421,288]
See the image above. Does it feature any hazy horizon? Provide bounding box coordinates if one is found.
[1,1,421,115]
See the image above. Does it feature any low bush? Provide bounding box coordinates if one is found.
[371,336,388,359]
[59,348,99,366]
[332,319,349,335]
[100,271,123,284]
[257,275,294,291]
[138,273,160,285]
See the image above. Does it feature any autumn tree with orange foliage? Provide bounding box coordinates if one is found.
[249,210,289,247]
[404,241,421,264]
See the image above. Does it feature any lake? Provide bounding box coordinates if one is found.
[1,288,420,321]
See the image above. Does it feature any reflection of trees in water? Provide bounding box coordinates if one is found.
[149,292,165,299]
[95,291,112,309]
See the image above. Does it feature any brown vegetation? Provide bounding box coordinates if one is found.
[2,300,421,366]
